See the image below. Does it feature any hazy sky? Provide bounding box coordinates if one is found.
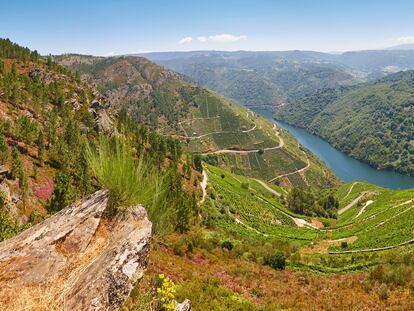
[2,0,414,55]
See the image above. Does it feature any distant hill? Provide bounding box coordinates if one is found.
[139,50,360,112]
[386,43,414,50]
[140,49,414,112]
[276,70,414,176]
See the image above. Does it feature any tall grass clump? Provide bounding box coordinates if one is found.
[86,135,162,213]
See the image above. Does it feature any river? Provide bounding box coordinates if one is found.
[254,109,414,190]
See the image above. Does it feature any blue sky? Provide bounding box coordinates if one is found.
[1,0,414,55]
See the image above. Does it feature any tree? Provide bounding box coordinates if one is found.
[264,252,286,270]
[36,131,45,166]
[0,59,4,75]
[193,155,203,172]
[11,147,23,180]
[49,171,74,213]
[0,133,8,164]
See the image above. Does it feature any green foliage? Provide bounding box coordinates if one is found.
[0,133,8,164]
[287,188,338,218]
[221,240,234,251]
[36,131,45,166]
[193,155,203,172]
[0,38,39,61]
[264,251,286,270]
[15,116,39,145]
[11,147,22,180]
[86,135,161,212]
[49,171,75,213]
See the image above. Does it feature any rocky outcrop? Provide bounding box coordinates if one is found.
[175,299,192,311]
[0,190,152,310]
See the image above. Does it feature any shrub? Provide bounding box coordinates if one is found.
[377,283,388,300]
[264,252,286,270]
[221,240,234,251]
[86,136,162,212]
[341,241,348,249]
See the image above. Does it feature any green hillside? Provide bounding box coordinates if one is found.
[57,54,338,190]
[329,182,414,251]
[204,166,414,253]
[276,70,414,175]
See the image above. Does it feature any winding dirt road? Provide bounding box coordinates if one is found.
[268,155,310,183]
[338,193,365,215]
[198,125,284,155]
[254,179,281,197]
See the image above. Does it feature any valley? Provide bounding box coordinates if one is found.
[258,109,414,189]
[0,35,413,310]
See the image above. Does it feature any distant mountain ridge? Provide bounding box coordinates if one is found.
[139,49,414,112]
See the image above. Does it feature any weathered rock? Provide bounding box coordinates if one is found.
[0,190,152,310]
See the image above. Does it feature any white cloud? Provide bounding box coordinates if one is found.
[178,37,193,44]
[397,36,414,44]
[197,34,247,43]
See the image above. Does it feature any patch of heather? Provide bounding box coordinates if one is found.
[33,179,53,200]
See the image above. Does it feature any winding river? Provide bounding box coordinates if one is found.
[254,109,414,190]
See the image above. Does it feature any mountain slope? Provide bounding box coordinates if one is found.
[57,54,338,189]
[276,70,414,175]
[140,51,361,112]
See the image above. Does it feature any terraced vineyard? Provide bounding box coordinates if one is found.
[171,90,338,190]
[204,167,414,255]
[329,182,414,251]
[203,165,325,244]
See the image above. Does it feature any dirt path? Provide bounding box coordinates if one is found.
[198,128,284,155]
[355,200,374,218]
[268,155,310,183]
[338,193,365,215]
[234,217,269,237]
[199,170,208,204]
[343,182,359,201]
[254,179,281,197]
[242,123,257,133]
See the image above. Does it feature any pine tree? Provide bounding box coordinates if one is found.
[36,131,45,166]
[0,59,4,75]
[49,171,74,213]
[0,133,8,164]
[11,147,22,180]
[10,63,17,78]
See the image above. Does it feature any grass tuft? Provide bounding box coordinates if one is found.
[86,135,162,212]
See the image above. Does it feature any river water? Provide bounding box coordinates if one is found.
[254,109,414,190]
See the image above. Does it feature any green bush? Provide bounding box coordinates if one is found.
[264,252,286,270]
[221,240,234,251]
